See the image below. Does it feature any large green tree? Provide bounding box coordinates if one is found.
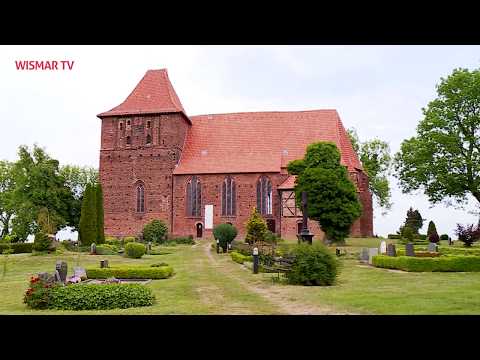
[78,183,97,246]
[347,128,392,212]
[287,142,362,244]
[395,67,480,207]
[95,183,105,244]
[0,161,15,239]
[10,145,75,241]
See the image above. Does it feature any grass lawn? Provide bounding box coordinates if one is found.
[2,238,480,314]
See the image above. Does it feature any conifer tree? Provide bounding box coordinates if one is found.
[404,207,423,234]
[95,183,105,244]
[78,184,97,246]
[245,207,268,245]
[427,220,438,237]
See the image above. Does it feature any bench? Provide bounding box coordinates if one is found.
[261,256,295,281]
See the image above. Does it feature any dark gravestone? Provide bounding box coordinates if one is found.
[387,244,396,257]
[405,243,415,257]
[100,260,109,268]
[428,242,438,252]
[56,261,68,283]
[298,191,314,244]
[53,270,62,283]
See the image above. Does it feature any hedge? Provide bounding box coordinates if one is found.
[372,255,480,272]
[439,247,480,256]
[95,244,118,255]
[395,249,440,257]
[86,266,174,279]
[48,283,155,310]
[230,251,253,264]
[0,243,33,254]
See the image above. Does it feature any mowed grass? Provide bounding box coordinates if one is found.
[2,238,480,314]
[0,243,282,315]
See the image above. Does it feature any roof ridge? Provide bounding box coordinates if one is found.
[190,109,338,117]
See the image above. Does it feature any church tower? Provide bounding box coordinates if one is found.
[97,69,191,237]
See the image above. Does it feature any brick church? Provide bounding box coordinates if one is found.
[98,69,373,240]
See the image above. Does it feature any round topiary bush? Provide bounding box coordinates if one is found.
[285,243,339,286]
[142,219,168,244]
[213,223,238,251]
[124,242,146,259]
[123,237,136,245]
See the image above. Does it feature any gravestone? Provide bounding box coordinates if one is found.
[53,270,62,283]
[147,242,152,254]
[360,248,369,262]
[74,267,87,280]
[368,248,378,265]
[428,243,438,252]
[56,261,68,283]
[380,241,387,254]
[405,243,415,257]
[91,243,96,254]
[100,260,109,268]
[387,243,396,257]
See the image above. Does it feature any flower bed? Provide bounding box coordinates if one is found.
[372,255,480,272]
[86,266,174,279]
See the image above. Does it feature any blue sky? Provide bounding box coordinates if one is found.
[1,45,479,239]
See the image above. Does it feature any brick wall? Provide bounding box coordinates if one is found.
[99,113,189,237]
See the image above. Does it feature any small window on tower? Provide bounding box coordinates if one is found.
[146,134,152,144]
[119,122,123,130]
[127,120,131,126]
[126,136,131,145]
[147,121,151,129]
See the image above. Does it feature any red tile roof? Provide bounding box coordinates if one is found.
[173,110,362,175]
[97,69,190,123]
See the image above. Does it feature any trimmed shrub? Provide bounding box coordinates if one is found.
[396,249,440,257]
[96,244,118,255]
[440,234,449,241]
[372,255,480,272]
[123,237,136,244]
[213,223,238,251]
[48,283,155,310]
[438,247,480,256]
[387,234,401,239]
[86,266,174,279]
[264,230,283,244]
[230,251,253,264]
[0,242,33,254]
[124,242,146,259]
[245,208,267,244]
[285,243,339,286]
[142,219,168,244]
[170,236,195,245]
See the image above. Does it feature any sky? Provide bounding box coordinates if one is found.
[1,45,480,240]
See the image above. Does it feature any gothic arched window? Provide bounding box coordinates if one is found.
[256,176,272,215]
[146,134,152,144]
[136,183,145,213]
[126,136,131,145]
[222,176,236,216]
[186,176,202,217]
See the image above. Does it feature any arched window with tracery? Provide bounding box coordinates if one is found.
[222,176,236,216]
[136,182,145,213]
[186,176,201,217]
[256,176,272,215]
